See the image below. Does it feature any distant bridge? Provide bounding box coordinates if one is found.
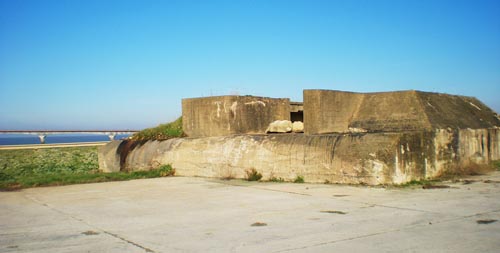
[0,130,139,144]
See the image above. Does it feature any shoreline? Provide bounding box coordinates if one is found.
[0,142,108,150]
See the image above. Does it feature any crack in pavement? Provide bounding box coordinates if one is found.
[214,180,313,196]
[241,183,463,215]
[100,231,154,253]
[236,183,442,214]
[274,208,500,252]
[251,186,313,196]
[23,193,156,253]
[232,183,500,252]
[353,201,443,214]
[274,227,401,252]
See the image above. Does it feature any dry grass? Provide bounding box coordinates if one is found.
[245,168,262,181]
[220,167,235,180]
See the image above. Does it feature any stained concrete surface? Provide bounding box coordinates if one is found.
[303,89,500,134]
[104,128,500,185]
[1,173,500,252]
[182,96,291,137]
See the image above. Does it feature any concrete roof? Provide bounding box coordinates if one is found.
[304,89,500,133]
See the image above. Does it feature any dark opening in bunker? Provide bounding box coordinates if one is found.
[291,111,303,122]
[290,102,304,122]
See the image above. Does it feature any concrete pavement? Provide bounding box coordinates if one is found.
[1,172,499,252]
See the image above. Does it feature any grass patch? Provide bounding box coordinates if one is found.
[0,147,174,190]
[1,166,174,190]
[221,174,235,180]
[269,176,285,182]
[220,168,235,180]
[294,175,304,183]
[492,160,500,171]
[245,168,262,181]
[0,146,99,176]
[131,117,185,141]
[397,179,438,188]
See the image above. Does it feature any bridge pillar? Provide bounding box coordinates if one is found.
[108,133,117,141]
[38,134,47,144]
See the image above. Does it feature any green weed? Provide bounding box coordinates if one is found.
[492,160,500,171]
[396,179,437,188]
[245,168,262,181]
[294,175,304,183]
[269,176,285,182]
[131,117,185,141]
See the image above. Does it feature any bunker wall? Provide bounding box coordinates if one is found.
[303,90,364,134]
[182,96,290,137]
[99,128,500,185]
[303,89,500,134]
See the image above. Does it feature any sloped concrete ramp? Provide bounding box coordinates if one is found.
[303,90,500,134]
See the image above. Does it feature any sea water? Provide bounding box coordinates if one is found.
[0,134,132,145]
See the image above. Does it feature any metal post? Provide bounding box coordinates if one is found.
[108,133,116,141]
[38,134,47,144]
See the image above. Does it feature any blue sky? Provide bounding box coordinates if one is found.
[1,0,499,130]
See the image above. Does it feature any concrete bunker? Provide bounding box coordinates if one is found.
[100,89,500,185]
[182,90,500,136]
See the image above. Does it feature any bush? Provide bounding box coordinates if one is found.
[245,168,262,181]
[221,168,235,180]
[492,160,500,171]
[157,164,176,177]
[269,176,285,182]
[294,175,304,183]
[132,117,185,141]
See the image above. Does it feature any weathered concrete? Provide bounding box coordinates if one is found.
[99,128,500,185]
[101,89,500,185]
[2,174,499,252]
[303,90,500,134]
[182,95,290,137]
[98,140,122,172]
[304,90,365,134]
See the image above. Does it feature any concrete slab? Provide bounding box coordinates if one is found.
[1,172,500,252]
